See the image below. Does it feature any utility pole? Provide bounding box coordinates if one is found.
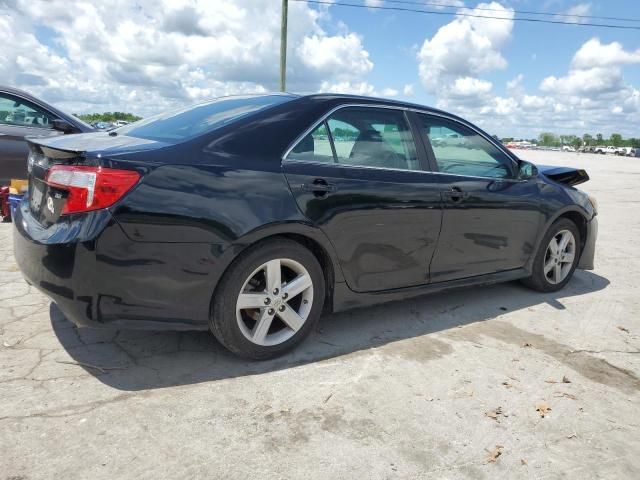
[280,0,288,92]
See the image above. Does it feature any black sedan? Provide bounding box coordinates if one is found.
[0,86,94,186]
[13,94,597,359]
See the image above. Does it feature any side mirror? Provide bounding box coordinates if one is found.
[52,119,77,134]
[518,160,538,180]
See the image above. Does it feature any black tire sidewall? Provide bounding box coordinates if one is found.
[527,218,581,292]
[211,239,325,360]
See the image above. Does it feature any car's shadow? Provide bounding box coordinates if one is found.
[51,270,609,391]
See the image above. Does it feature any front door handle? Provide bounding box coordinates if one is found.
[301,179,337,196]
[441,187,468,203]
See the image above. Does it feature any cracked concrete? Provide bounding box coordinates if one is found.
[1,151,639,479]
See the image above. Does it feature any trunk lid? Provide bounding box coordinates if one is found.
[26,133,162,226]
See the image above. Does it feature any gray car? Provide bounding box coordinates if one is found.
[0,86,94,185]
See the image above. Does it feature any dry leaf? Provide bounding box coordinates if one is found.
[521,459,528,465]
[485,445,504,463]
[554,392,577,400]
[562,375,571,384]
[545,379,558,384]
[485,407,507,421]
[502,381,514,389]
[617,326,630,333]
[567,433,577,439]
[522,342,533,348]
[535,401,551,418]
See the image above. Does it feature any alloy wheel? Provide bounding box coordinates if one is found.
[544,229,576,284]
[236,258,314,346]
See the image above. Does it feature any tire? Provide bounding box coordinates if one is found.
[210,238,325,360]
[521,218,581,292]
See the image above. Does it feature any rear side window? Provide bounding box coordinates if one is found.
[0,94,54,129]
[288,122,334,163]
[417,114,515,178]
[286,107,420,171]
[117,95,293,143]
[328,108,419,170]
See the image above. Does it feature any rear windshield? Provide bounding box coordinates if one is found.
[116,94,294,143]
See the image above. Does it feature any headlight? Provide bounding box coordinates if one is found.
[588,194,598,215]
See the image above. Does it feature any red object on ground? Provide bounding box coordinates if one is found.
[0,186,10,220]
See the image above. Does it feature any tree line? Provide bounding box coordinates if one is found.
[74,112,142,123]
[502,133,640,148]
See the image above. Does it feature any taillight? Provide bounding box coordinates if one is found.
[45,165,140,214]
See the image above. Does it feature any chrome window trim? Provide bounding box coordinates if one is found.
[281,103,520,180]
[283,158,526,183]
[0,122,54,131]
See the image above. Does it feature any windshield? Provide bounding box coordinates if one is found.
[116,94,294,142]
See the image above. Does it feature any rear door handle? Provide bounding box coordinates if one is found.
[301,180,337,195]
[441,188,468,203]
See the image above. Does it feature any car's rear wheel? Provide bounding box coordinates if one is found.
[210,238,325,359]
[521,218,581,292]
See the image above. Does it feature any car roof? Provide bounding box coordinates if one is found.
[0,85,94,132]
[292,92,469,124]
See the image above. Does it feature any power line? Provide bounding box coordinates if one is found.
[381,0,640,24]
[292,0,640,30]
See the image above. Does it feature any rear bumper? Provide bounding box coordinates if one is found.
[13,200,112,328]
[13,200,215,331]
[578,215,597,270]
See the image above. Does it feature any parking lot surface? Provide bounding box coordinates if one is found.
[1,150,639,479]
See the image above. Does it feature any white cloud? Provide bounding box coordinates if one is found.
[417,1,513,97]
[556,3,592,23]
[0,0,377,116]
[319,81,376,96]
[449,77,493,97]
[414,32,640,138]
[403,84,415,96]
[571,38,640,69]
[298,34,373,80]
[381,87,399,97]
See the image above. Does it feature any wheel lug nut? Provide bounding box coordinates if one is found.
[278,305,285,312]
[264,298,271,305]
[273,288,279,295]
[282,293,288,300]
[267,308,275,315]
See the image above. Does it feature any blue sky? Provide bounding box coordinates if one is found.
[1,0,639,138]
[339,0,640,106]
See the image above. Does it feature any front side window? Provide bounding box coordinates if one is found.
[285,107,420,171]
[0,94,54,129]
[417,115,514,179]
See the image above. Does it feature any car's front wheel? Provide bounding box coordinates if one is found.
[210,238,325,359]
[522,218,581,292]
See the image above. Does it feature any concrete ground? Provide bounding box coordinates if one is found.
[1,150,639,479]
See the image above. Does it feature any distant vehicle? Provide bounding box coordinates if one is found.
[615,147,633,156]
[114,120,129,127]
[561,146,576,152]
[14,93,597,359]
[94,122,114,130]
[0,85,94,185]
[594,146,617,154]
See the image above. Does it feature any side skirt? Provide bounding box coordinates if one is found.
[332,268,530,313]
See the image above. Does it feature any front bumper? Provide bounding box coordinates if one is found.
[578,215,597,270]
